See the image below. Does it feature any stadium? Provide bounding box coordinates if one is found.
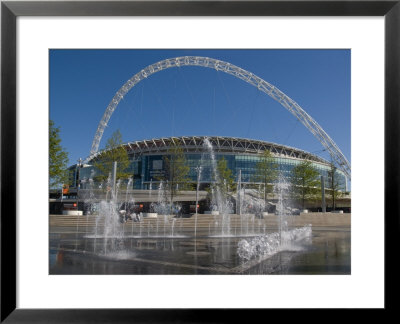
[53,56,351,215]
[62,135,350,215]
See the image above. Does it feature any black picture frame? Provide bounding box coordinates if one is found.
[1,0,398,322]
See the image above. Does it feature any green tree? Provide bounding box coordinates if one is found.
[156,139,192,207]
[327,161,343,211]
[93,130,131,182]
[251,151,278,208]
[49,120,69,189]
[290,161,321,209]
[215,157,236,197]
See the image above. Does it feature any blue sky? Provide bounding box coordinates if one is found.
[50,49,350,167]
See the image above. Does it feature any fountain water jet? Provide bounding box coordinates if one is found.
[237,225,312,261]
[203,138,233,237]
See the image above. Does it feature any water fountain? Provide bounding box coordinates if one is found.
[61,140,316,273]
[151,181,171,237]
[237,225,312,261]
[194,166,202,237]
[236,172,312,262]
[203,138,234,236]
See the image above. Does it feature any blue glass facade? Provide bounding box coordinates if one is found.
[144,153,346,189]
[73,135,350,193]
[78,152,347,192]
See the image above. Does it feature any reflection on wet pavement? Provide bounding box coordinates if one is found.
[49,230,350,275]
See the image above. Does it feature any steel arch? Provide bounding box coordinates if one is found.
[90,56,351,179]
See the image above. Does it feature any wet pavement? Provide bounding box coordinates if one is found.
[49,229,350,275]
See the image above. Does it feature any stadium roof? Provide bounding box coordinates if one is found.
[88,136,328,165]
